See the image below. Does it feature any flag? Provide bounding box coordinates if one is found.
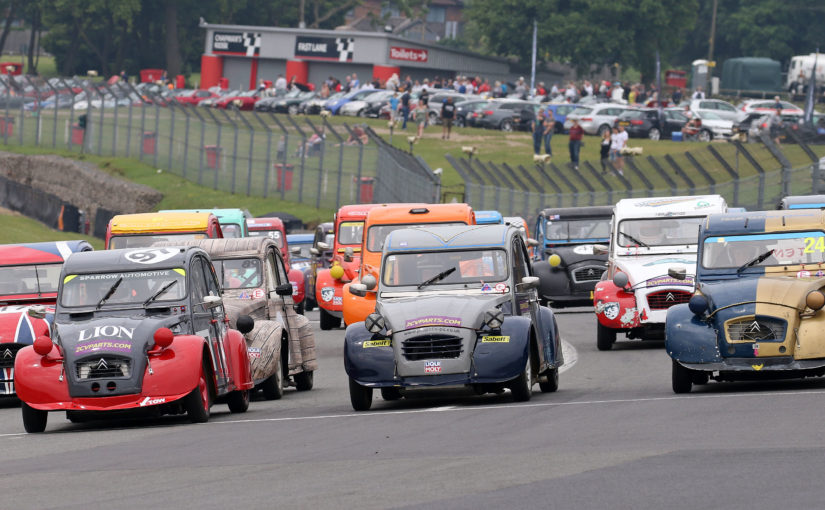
[804,49,818,125]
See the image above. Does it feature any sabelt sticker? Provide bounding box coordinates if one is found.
[424,360,442,373]
[798,270,811,278]
[481,336,510,343]
[247,347,262,358]
[405,316,462,329]
[252,288,265,299]
[124,248,179,265]
[573,244,593,255]
[363,339,391,348]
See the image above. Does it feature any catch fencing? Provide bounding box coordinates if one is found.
[447,128,825,217]
[0,76,436,211]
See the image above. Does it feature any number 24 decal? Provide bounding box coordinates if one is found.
[803,237,825,253]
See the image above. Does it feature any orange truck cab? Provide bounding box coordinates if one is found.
[315,204,382,330]
[342,203,476,327]
[105,212,223,249]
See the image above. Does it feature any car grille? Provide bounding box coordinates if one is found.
[0,344,25,369]
[75,356,132,380]
[646,290,691,310]
[572,266,605,283]
[726,317,787,342]
[402,334,463,361]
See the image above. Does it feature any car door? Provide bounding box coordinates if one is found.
[191,255,229,390]
[512,237,549,368]
[714,101,738,121]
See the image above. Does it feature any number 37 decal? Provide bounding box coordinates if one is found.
[125,248,179,265]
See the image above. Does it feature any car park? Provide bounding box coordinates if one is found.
[614,108,689,140]
[14,246,254,432]
[532,206,613,307]
[666,209,825,393]
[316,204,381,330]
[342,203,476,327]
[106,212,223,249]
[344,224,563,410]
[323,88,377,115]
[474,100,537,132]
[593,195,727,350]
[0,241,93,398]
[175,238,317,397]
[778,195,825,209]
[564,103,634,136]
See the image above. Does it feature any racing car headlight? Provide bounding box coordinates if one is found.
[806,290,825,311]
[366,313,386,334]
[484,309,504,329]
[688,294,708,316]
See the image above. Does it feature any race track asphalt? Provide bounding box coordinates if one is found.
[1,307,824,509]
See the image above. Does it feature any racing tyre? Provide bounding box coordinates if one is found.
[698,129,712,142]
[22,403,47,433]
[648,127,661,141]
[294,370,314,391]
[319,307,341,330]
[500,119,514,132]
[539,368,559,393]
[185,360,212,423]
[295,301,305,315]
[672,360,693,394]
[596,322,616,351]
[227,389,250,413]
[260,358,284,400]
[510,353,533,402]
[305,298,316,312]
[288,104,299,115]
[349,378,373,411]
[381,387,402,401]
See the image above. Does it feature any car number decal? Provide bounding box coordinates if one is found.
[124,248,178,265]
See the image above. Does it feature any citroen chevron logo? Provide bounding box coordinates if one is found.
[748,321,761,333]
[96,358,108,370]
[666,293,675,301]
[2,349,11,359]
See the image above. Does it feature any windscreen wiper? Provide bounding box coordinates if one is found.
[417,267,457,289]
[620,232,649,248]
[737,249,774,274]
[143,280,178,306]
[96,276,123,309]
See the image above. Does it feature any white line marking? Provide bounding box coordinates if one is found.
[559,339,577,374]
[0,433,28,438]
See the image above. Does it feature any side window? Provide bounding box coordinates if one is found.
[512,239,529,282]
[718,103,735,112]
[190,257,209,311]
[272,251,289,285]
[201,257,221,297]
[265,252,278,290]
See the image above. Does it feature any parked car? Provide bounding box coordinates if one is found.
[455,99,489,128]
[690,110,734,140]
[614,108,689,140]
[302,91,343,115]
[199,89,243,108]
[323,88,377,115]
[175,89,221,105]
[339,90,394,117]
[14,246,255,432]
[736,99,803,121]
[666,209,825,393]
[257,90,317,114]
[426,91,469,124]
[344,224,563,410]
[214,89,262,110]
[542,103,583,133]
[475,100,538,132]
[684,98,739,121]
[564,103,635,135]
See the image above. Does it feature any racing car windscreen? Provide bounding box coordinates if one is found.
[0,263,62,295]
[220,223,243,238]
[617,217,705,247]
[546,218,611,242]
[366,222,467,252]
[247,229,284,247]
[702,231,825,269]
[109,233,208,249]
[382,249,509,286]
[214,258,263,289]
[337,221,364,246]
[60,269,187,307]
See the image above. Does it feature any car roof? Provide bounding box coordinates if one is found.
[247,217,285,229]
[336,203,383,220]
[614,195,727,217]
[0,240,92,266]
[540,206,614,219]
[779,195,825,209]
[160,208,248,224]
[365,203,474,225]
[155,237,278,259]
[703,209,825,235]
[109,212,215,234]
[475,210,503,224]
[385,224,513,252]
[63,246,197,275]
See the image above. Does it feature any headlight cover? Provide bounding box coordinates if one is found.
[483,309,504,330]
[366,313,386,334]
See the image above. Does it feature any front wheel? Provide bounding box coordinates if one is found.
[596,321,616,351]
[672,360,694,394]
[539,368,559,393]
[22,403,47,433]
[295,301,305,315]
[184,360,212,423]
[510,353,532,402]
[500,119,514,132]
[260,356,283,400]
[357,108,367,118]
[598,124,611,136]
[288,104,299,115]
[319,307,341,330]
[456,117,465,128]
[349,378,373,411]
[227,389,250,413]
[698,129,712,142]
[648,127,661,141]
[294,370,314,391]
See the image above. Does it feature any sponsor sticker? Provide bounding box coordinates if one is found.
[620,307,637,326]
[495,283,507,292]
[321,287,335,302]
[239,292,251,300]
[363,339,391,348]
[601,302,620,320]
[75,340,131,354]
[247,347,262,359]
[573,245,594,255]
[646,275,694,287]
[424,360,441,373]
[797,270,811,278]
[404,316,462,329]
[253,288,265,299]
[333,296,343,306]
[124,248,179,265]
[139,397,166,407]
[481,336,510,343]
[481,283,493,293]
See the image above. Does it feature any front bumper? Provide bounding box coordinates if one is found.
[680,356,825,373]
[26,390,190,412]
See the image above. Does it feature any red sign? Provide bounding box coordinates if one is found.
[390,46,428,63]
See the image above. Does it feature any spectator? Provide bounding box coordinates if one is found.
[274,74,287,91]
[610,82,624,102]
[414,99,428,138]
[530,109,543,155]
[419,87,429,107]
[614,124,628,174]
[543,110,554,155]
[351,73,360,89]
[568,117,583,169]
[344,75,352,92]
[628,85,637,104]
[345,125,368,145]
[671,87,683,105]
[388,92,399,122]
[441,96,456,140]
[600,128,611,173]
[400,88,411,129]
[691,86,705,100]
[773,95,783,112]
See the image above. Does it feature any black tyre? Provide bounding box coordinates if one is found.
[294,370,314,391]
[260,356,283,400]
[456,117,465,128]
[305,298,316,312]
[596,322,616,351]
[319,307,341,330]
[510,353,532,402]
[349,377,373,411]
[227,389,250,413]
[539,368,559,393]
[358,108,367,118]
[501,119,514,132]
[648,127,661,141]
[598,124,611,136]
[555,121,564,134]
[672,360,694,394]
[184,360,211,423]
[698,129,712,142]
[22,403,47,433]
[295,301,305,315]
[381,387,402,401]
[288,104,299,115]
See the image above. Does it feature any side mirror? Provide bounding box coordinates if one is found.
[592,244,609,255]
[612,271,629,289]
[349,283,367,297]
[275,283,293,296]
[520,276,540,290]
[526,238,539,247]
[362,274,377,290]
[310,247,320,256]
[236,315,255,334]
[668,267,687,280]
[344,247,354,262]
[290,246,301,254]
[202,295,223,309]
[27,305,46,319]
[317,242,331,251]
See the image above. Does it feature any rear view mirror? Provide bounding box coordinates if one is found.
[290,246,301,254]
[349,283,367,297]
[668,267,687,280]
[362,274,377,290]
[317,242,331,251]
[520,276,540,290]
[592,244,609,255]
[344,247,354,262]
[275,283,293,296]
[202,295,223,309]
[310,247,320,256]
[612,272,629,288]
